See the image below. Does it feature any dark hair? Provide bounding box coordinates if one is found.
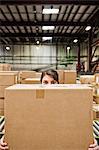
[40,69,59,83]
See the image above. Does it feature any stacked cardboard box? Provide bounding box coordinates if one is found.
[0,64,11,71]
[93,104,99,120]
[56,70,64,84]
[35,72,42,78]
[80,75,95,84]
[0,71,20,83]
[63,70,76,84]
[5,84,93,150]
[0,73,18,116]
[20,71,36,83]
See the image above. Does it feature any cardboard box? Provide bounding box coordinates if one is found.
[20,71,36,79]
[0,71,20,83]
[93,104,99,120]
[0,73,18,86]
[0,86,9,98]
[80,75,95,84]
[63,70,76,84]
[5,84,93,150]
[0,98,4,116]
[21,78,40,84]
[35,72,42,78]
[57,70,64,84]
[0,64,11,71]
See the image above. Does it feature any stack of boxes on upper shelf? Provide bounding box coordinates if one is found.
[0,71,19,116]
[0,64,12,71]
[20,71,41,84]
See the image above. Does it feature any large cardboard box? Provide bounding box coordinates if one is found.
[80,75,95,84]
[0,98,4,116]
[21,78,40,84]
[57,70,64,84]
[20,71,36,79]
[5,84,93,150]
[0,73,18,86]
[63,70,76,84]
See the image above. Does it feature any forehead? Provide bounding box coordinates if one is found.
[42,74,54,81]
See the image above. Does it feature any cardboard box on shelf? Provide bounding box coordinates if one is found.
[0,64,11,71]
[0,73,18,86]
[63,70,76,84]
[20,71,36,79]
[80,75,95,84]
[35,72,42,78]
[21,78,40,84]
[56,70,64,84]
[93,104,99,120]
[0,71,20,83]
[5,84,93,150]
[0,98,4,116]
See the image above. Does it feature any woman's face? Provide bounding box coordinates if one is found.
[42,74,58,85]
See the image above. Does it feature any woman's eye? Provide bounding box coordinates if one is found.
[51,81,56,84]
[43,81,48,84]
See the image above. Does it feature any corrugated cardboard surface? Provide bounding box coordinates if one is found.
[63,70,76,84]
[0,73,18,86]
[5,84,93,150]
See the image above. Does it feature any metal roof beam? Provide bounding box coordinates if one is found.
[0,32,88,38]
[1,0,99,5]
[0,21,98,27]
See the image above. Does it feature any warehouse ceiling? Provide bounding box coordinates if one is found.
[0,0,99,44]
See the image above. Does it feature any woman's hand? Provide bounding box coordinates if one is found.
[0,137,9,150]
[88,139,99,150]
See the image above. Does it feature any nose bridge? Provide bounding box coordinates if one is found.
[48,81,52,84]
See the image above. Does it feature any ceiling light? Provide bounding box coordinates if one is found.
[43,8,59,14]
[36,41,40,44]
[67,46,71,50]
[73,39,78,43]
[5,46,10,50]
[42,26,55,30]
[85,26,91,31]
[42,37,52,41]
